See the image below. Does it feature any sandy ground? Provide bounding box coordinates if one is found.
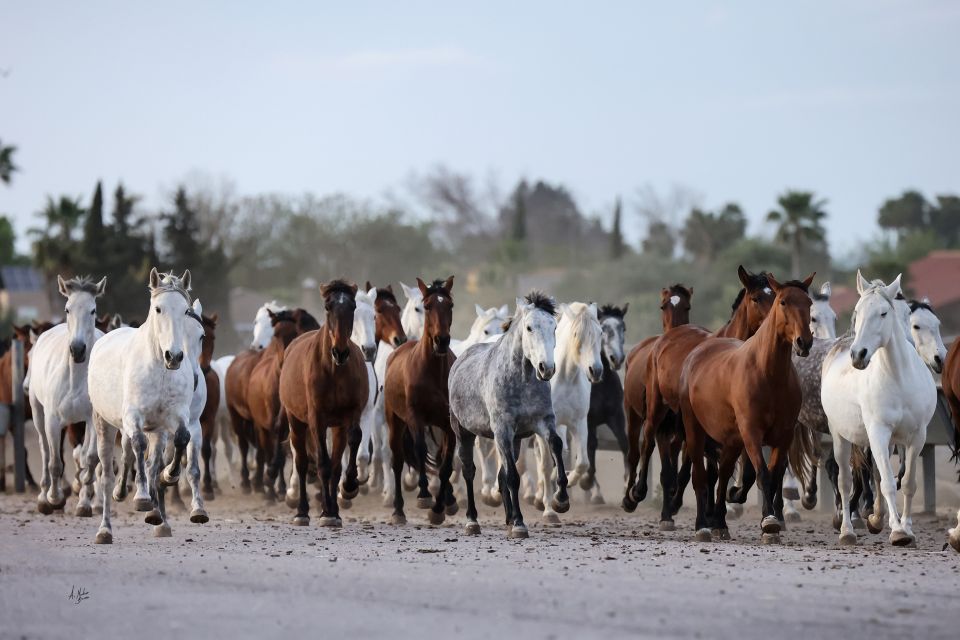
[2,446,960,640]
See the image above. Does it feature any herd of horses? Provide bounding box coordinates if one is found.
[2,264,960,552]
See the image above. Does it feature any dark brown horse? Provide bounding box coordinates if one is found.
[366,281,408,349]
[0,325,38,492]
[383,276,457,525]
[627,267,775,528]
[280,280,368,527]
[198,313,220,500]
[621,285,692,511]
[679,273,814,542]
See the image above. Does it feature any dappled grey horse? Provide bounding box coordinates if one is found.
[448,291,568,538]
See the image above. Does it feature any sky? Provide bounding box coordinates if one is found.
[1,1,958,258]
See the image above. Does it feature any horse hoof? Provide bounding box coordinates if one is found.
[694,528,712,542]
[851,515,866,531]
[71,480,82,495]
[37,500,53,515]
[190,509,209,524]
[416,497,433,510]
[551,498,570,514]
[318,516,342,528]
[428,510,445,525]
[801,494,817,510]
[761,533,782,545]
[508,525,529,539]
[390,513,407,526]
[444,502,459,516]
[464,521,481,536]
[153,523,172,538]
[712,528,731,541]
[782,487,800,500]
[590,495,605,505]
[341,485,360,501]
[948,531,960,553]
[578,476,593,491]
[659,519,676,531]
[890,530,915,547]
[338,497,353,510]
[134,497,154,512]
[534,498,545,511]
[867,514,884,535]
[621,495,638,513]
[839,532,858,546]
[144,509,163,526]
[75,504,93,518]
[291,516,310,526]
[786,511,801,523]
[95,529,113,544]
[285,494,300,509]
[542,512,561,525]
[160,470,179,487]
[761,516,781,534]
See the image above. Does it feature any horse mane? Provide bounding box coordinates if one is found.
[667,284,691,298]
[270,309,296,325]
[321,279,356,299]
[293,308,321,331]
[564,302,601,345]
[374,287,398,306]
[909,299,933,313]
[598,303,626,319]
[151,272,191,302]
[779,279,812,293]
[201,314,218,331]
[812,291,830,302]
[525,290,557,317]
[61,275,102,295]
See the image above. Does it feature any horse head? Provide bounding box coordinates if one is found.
[810,282,837,339]
[268,309,299,349]
[252,300,286,350]
[201,312,218,370]
[515,291,558,381]
[659,284,691,331]
[399,281,425,341]
[907,298,946,374]
[766,273,814,357]
[560,302,603,383]
[321,279,358,366]
[417,276,455,356]
[57,274,107,364]
[598,303,628,371]
[737,266,776,334]
[367,282,406,348]
[850,271,902,370]
[148,268,192,371]
[353,287,378,362]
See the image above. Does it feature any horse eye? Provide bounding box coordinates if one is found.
[65,309,70,315]
[880,312,887,317]
[484,329,490,335]
[913,325,920,331]
[752,297,760,303]
[90,309,96,315]
[812,318,818,322]
[155,306,161,314]
[780,300,786,306]
[526,326,532,332]
[416,307,423,313]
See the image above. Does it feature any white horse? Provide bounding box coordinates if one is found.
[821,272,936,546]
[810,282,837,340]
[251,300,287,350]
[529,302,603,523]
[399,281,426,341]
[26,275,106,517]
[87,269,197,543]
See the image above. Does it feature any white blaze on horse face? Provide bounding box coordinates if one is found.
[351,291,378,359]
[850,278,901,369]
[517,298,557,381]
[669,295,680,306]
[400,283,425,340]
[151,290,190,370]
[909,306,947,373]
[252,301,285,350]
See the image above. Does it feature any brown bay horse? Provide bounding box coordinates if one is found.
[280,280,368,527]
[366,281,408,349]
[383,276,457,525]
[627,267,775,528]
[198,313,221,500]
[679,273,814,542]
[621,285,692,511]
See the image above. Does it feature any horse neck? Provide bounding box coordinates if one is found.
[715,304,751,340]
[743,313,793,378]
[873,314,918,380]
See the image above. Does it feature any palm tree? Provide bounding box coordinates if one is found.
[767,191,828,278]
[30,195,86,310]
[0,139,17,185]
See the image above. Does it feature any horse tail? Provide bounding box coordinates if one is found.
[788,419,817,489]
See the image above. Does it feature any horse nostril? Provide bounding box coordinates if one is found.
[858,349,867,360]
[935,355,943,366]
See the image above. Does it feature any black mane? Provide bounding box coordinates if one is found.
[780,279,812,293]
[270,309,296,325]
[812,291,830,302]
[598,303,626,319]
[321,278,357,299]
[909,299,933,313]
[294,308,321,331]
[668,284,691,298]
[424,279,451,297]
[525,290,557,317]
[375,287,399,306]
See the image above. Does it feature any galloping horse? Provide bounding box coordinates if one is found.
[621,285,691,512]
[822,273,937,547]
[87,269,196,543]
[680,273,814,542]
[197,312,220,501]
[383,276,457,525]
[280,280,368,527]
[449,291,565,538]
[27,275,106,516]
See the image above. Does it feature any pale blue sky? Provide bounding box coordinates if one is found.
[1,2,958,257]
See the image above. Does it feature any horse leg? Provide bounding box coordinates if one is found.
[455,424,481,535]
[495,432,526,538]
[897,436,923,543]
[476,438,500,507]
[849,463,866,530]
[201,422,215,500]
[126,418,154,512]
[113,434,133,502]
[630,398,667,506]
[428,427,456,525]
[681,405,710,541]
[185,421,207,523]
[339,423,362,505]
[859,456,876,519]
[410,423,433,510]
[833,436,857,545]
[741,429,779,537]
[623,404,643,511]
[824,449,843,530]
[949,507,960,553]
[43,415,68,511]
[230,408,252,494]
[93,415,117,544]
[387,413,407,525]
[863,425,909,545]
[254,426,276,501]
[161,423,190,487]
[781,466,801,522]
[30,400,55,513]
[150,433,172,537]
[801,452,819,511]
[728,452,756,504]
[655,427,676,529]
[712,445,741,540]
[318,426,344,527]
[534,434,559,524]
[288,416,310,525]
[356,389,375,486]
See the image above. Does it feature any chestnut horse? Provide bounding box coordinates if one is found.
[629,267,775,528]
[383,276,457,525]
[280,280,368,527]
[936,327,960,551]
[621,285,692,511]
[198,313,220,500]
[680,274,814,542]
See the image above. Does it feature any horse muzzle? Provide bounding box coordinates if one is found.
[587,365,603,384]
[164,350,184,370]
[932,355,944,374]
[332,347,351,366]
[69,342,87,364]
[362,345,377,362]
[794,337,812,358]
[392,334,407,347]
[850,348,870,370]
[536,362,555,381]
[432,335,450,356]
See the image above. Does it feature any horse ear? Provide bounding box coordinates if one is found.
[622,302,629,316]
[209,312,219,325]
[475,303,485,317]
[57,274,70,297]
[386,284,394,294]
[367,287,378,302]
[443,275,454,293]
[109,314,123,331]
[801,272,816,291]
[348,282,358,297]
[94,276,107,297]
[856,270,870,295]
[180,270,192,292]
[416,277,429,298]
[365,281,373,292]
[267,309,277,320]
[588,302,598,318]
[820,282,831,298]
[737,265,751,287]
[515,297,527,313]
[686,287,693,298]
[149,267,160,290]
[885,274,903,301]
[660,288,670,300]
[399,282,414,300]
[498,304,509,317]
[765,273,782,293]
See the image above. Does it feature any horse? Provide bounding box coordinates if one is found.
[810,282,837,340]
[942,313,960,553]
[0,324,38,492]
[87,269,196,543]
[582,303,630,505]
[449,291,565,538]
[821,272,937,546]
[26,275,106,517]
[279,280,368,528]
[341,286,379,498]
[629,267,775,529]
[524,302,602,523]
[621,285,692,513]
[251,300,287,350]
[382,276,458,525]
[399,281,426,341]
[197,312,220,501]
[451,304,510,357]
[679,273,814,543]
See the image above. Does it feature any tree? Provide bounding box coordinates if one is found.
[82,181,105,259]
[610,197,626,260]
[0,216,18,264]
[682,202,747,264]
[930,195,960,246]
[766,191,828,278]
[511,183,528,243]
[0,139,17,185]
[642,220,675,258]
[878,191,927,237]
[30,195,86,309]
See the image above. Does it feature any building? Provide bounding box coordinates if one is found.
[908,250,960,337]
[0,266,53,323]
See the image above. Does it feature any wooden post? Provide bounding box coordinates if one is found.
[12,338,26,493]
[920,444,936,513]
